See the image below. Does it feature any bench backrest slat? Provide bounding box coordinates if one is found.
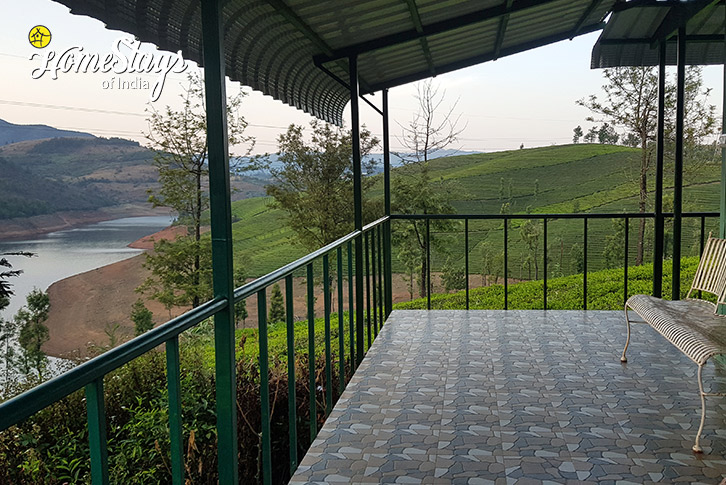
[688,235,726,306]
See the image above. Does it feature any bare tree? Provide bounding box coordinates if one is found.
[393,80,465,297]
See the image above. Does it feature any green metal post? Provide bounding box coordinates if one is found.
[257,290,272,485]
[86,379,109,485]
[347,241,355,369]
[653,41,666,298]
[284,274,298,474]
[337,247,345,393]
[165,336,184,485]
[200,1,238,482]
[722,20,726,238]
[383,89,393,318]
[306,263,317,441]
[370,229,378,337]
[426,219,431,310]
[350,55,365,365]
[365,231,372,348]
[672,25,686,300]
[377,226,384,328]
[323,255,333,415]
[465,219,469,310]
[720,27,726,314]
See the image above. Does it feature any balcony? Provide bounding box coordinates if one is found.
[291,310,726,483]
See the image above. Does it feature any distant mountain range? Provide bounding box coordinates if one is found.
[0,118,95,146]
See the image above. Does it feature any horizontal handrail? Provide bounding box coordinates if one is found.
[0,297,227,431]
[234,216,389,302]
[1,216,392,431]
[391,211,718,221]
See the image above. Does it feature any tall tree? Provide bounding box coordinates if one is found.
[578,66,716,265]
[131,299,154,336]
[393,80,463,297]
[266,120,380,249]
[15,289,50,380]
[141,73,253,308]
[268,284,285,324]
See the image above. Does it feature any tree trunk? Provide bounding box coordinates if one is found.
[193,172,202,308]
[636,140,648,266]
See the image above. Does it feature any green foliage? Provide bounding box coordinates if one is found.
[268,284,285,324]
[265,120,380,249]
[15,289,50,379]
[396,257,700,311]
[137,236,213,313]
[441,258,466,292]
[131,299,154,336]
[603,218,626,269]
[142,73,253,309]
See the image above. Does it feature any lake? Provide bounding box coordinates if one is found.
[0,215,173,320]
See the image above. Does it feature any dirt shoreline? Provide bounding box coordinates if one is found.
[41,222,506,358]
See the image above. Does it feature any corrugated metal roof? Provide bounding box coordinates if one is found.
[54,0,616,125]
[591,0,726,68]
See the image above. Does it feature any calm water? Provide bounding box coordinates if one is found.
[0,215,173,320]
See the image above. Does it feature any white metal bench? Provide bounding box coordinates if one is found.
[623,234,726,453]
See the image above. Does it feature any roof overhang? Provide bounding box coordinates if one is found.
[54,0,616,125]
[591,0,726,68]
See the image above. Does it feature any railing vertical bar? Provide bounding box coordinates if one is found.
[371,228,378,338]
[86,378,109,485]
[337,247,345,394]
[285,274,298,474]
[624,217,629,306]
[583,218,588,311]
[383,219,393,318]
[700,216,705,300]
[465,218,470,310]
[347,241,355,371]
[543,218,548,310]
[377,226,384,328]
[504,218,509,310]
[364,231,372,349]
[165,336,184,485]
[426,218,431,310]
[323,255,333,416]
[257,289,272,485]
[306,263,317,441]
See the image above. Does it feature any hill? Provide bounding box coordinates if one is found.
[0,118,95,145]
[231,143,723,279]
[0,135,267,236]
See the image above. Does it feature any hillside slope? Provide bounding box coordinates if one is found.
[0,118,95,145]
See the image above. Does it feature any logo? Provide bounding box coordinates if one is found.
[29,25,51,49]
[29,37,188,102]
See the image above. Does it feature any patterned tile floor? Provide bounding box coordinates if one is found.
[290,310,726,484]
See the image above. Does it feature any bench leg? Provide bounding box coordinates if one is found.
[621,304,631,363]
[693,363,706,453]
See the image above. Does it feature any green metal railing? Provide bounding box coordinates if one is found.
[0,216,391,485]
[393,211,719,310]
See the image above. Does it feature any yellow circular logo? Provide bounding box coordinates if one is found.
[29,25,51,49]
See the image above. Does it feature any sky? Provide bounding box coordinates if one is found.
[1,0,724,156]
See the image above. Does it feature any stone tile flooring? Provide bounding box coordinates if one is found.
[290,310,726,484]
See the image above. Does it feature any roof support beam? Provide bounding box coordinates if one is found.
[315,0,560,64]
[493,0,514,60]
[570,0,603,40]
[362,20,605,94]
[403,0,436,76]
[649,0,718,48]
[599,34,725,45]
[264,0,374,92]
